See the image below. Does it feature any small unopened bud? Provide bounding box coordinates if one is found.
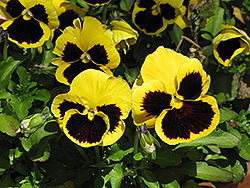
[138,124,156,154]
[16,107,52,133]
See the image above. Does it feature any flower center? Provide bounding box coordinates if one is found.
[87,108,95,121]
[80,52,91,63]
[173,96,183,109]
[151,4,160,16]
[22,10,33,20]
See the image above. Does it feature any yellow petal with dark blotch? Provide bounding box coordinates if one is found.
[155,95,220,145]
[132,79,173,128]
[53,0,85,17]
[159,0,181,24]
[70,69,110,108]
[100,120,125,146]
[2,18,51,48]
[0,0,25,19]
[51,93,87,129]
[87,34,120,69]
[98,76,132,118]
[80,16,106,50]
[21,0,59,29]
[141,46,189,94]
[176,59,210,100]
[55,60,103,85]
[53,31,83,61]
[82,0,111,6]
[63,109,110,147]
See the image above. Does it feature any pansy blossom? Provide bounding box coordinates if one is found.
[0,0,59,48]
[52,0,85,43]
[213,24,250,67]
[132,46,220,145]
[82,0,111,6]
[132,0,183,35]
[52,16,120,85]
[51,69,132,147]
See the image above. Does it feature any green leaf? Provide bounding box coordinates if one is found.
[75,167,93,185]
[231,160,245,183]
[141,169,160,188]
[133,152,143,161]
[154,149,182,168]
[107,144,133,162]
[175,129,239,149]
[109,163,123,188]
[10,95,33,120]
[0,91,11,99]
[33,89,51,102]
[168,24,183,47]
[219,108,237,123]
[0,57,21,91]
[201,0,224,40]
[0,101,20,137]
[156,168,180,188]
[239,135,250,161]
[175,162,234,182]
[16,66,31,86]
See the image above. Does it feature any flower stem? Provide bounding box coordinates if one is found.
[75,145,90,161]
[3,35,8,61]
[102,4,108,23]
[95,146,101,163]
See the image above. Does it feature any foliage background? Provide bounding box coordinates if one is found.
[1,0,250,187]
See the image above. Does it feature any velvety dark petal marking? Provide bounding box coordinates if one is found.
[58,10,80,31]
[29,4,49,24]
[7,16,43,44]
[160,3,176,20]
[217,38,241,61]
[87,44,109,65]
[97,104,122,133]
[141,90,172,117]
[63,60,102,84]
[61,42,83,62]
[66,114,107,144]
[161,100,215,139]
[6,0,25,18]
[177,72,203,100]
[52,29,62,44]
[83,0,110,5]
[134,10,163,33]
[182,0,190,15]
[137,0,156,9]
[58,100,85,118]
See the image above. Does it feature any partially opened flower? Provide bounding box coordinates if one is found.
[51,69,132,147]
[52,0,85,43]
[52,16,120,85]
[132,0,183,35]
[132,46,220,145]
[110,19,139,54]
[0,0,59,48]
[82,0,111,6]
[213,24,250,67]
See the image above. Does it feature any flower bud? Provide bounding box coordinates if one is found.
[137,124,156,154]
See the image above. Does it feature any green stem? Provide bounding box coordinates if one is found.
[133,130,139,165]
[95,146,100,163]
[102,4,109,23]
[88,5,94,16]
[3,35,8,61]
[75,145,90,161]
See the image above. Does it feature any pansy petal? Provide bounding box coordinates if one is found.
[176,59,210,100]
[132,79,173,128]
[141,46,189,94]
[159,0,181,23]
[82,0,111,6]
[155,95,220,145]
[21,0,59,29]
[55,60,103,85]
[87,34,120,69]
[63,109,110,147]
[70,69,110,107]
[51,93,87,128]
[0,0,25,19]
[2,17,51,48]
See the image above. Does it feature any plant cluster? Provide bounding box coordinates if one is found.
[0,0,250,187]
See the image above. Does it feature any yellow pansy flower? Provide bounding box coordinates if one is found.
[0,0,59,48]
[110,19,139,54]
[82,0,111,6]
[132,46,220,145]
[132,0,183,35]
[51,69,132,147]
[213,24,250,67]
[52,16,120,85]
